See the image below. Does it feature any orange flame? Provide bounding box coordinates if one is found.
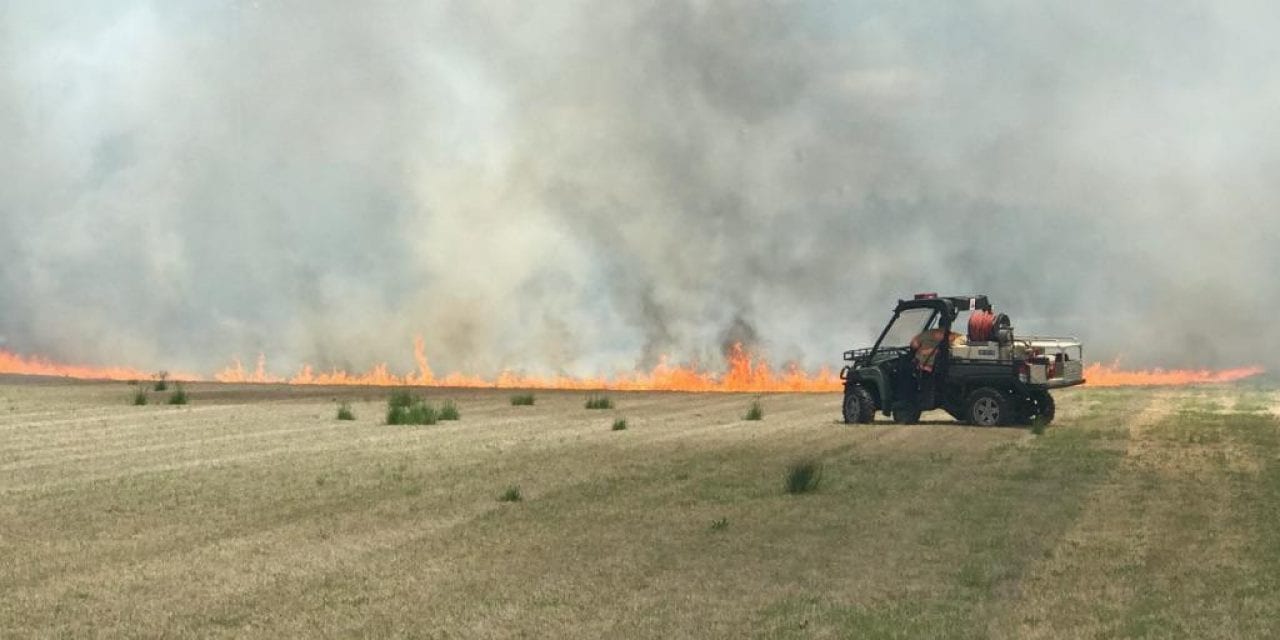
[213,353,281,384]
[213,342,843,392]
[1084,362,1265,387]
[0,345,1266,392]
[0,349,201,382]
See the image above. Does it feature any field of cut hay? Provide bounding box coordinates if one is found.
[2,379,1279,638]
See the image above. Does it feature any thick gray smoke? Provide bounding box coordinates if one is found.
[3,1,1278,376]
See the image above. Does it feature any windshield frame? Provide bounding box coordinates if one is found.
[873,307,939,352]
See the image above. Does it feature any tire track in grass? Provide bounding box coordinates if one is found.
[989,390,1168,639]
[2,414,711,599]
[996,389,1280,639]
[6,385,1136,638]
[0,399,414,460]
[0,403,340,458]
[0,406,242,458]
[0,423,350,477]
[751,389,1133,639]
[2,395,847,637]
[158,420,882,638]
[3,393,649,489]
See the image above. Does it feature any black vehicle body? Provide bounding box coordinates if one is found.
[839,294,1085,427]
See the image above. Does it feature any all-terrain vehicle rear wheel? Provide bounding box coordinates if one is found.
[965,387,1010,427]
[1028,390,1055,425]
[842,385,876,424]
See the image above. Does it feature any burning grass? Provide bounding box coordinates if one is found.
[0,343,1268,394]
[1084,362,1266,387]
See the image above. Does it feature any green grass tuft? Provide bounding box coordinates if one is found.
[710,518,729,531]
[131,388,148,406]
[498,485,523,502]
[386,392,439,425]
[785,459,823,494]
[612,418,628,431]
[167,385,188,405]
[388,389,414,409]
[744,398,764,421]
[1030,417,1048,436]
[510,393,536,406]
[407,403,438,425]
[336,402,355,421]
[439,400,461,421]
[153,371,169,392]
[585,394,614,410]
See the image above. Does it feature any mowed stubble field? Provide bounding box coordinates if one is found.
[3,378,1280,638]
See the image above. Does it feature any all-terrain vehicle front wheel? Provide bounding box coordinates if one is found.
[842,385,876,424]
[965,387,1010,427]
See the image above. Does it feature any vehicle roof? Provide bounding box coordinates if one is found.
[893,295,991,317]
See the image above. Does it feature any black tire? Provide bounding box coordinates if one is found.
[1029,391,1055,426]
[965,387,1011,427]
[1014,391,1056,426]
[892,406,922,425]
[842,386,876,424]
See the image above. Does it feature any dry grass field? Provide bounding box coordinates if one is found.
[2,378,1279,638]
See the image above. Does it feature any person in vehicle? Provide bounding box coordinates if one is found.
[910,328,964,373]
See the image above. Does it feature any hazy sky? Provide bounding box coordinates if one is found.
[3,1,1278,376]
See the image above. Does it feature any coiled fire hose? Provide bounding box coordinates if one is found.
[968,309,997,342]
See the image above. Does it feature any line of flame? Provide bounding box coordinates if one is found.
[0,350,202,382]
[214,341,842,392]
[1083,362,1266,387]
[0,344,1266,391]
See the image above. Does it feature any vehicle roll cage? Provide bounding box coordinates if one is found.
[865,295,992,361]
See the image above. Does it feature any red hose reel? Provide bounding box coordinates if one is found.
[968,309,997,342]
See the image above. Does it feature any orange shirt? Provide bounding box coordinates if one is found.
[910,329,960,372]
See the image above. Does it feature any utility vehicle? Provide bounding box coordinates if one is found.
[839,294,1085,427]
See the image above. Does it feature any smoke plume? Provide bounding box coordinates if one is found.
[2,1,1278,376]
